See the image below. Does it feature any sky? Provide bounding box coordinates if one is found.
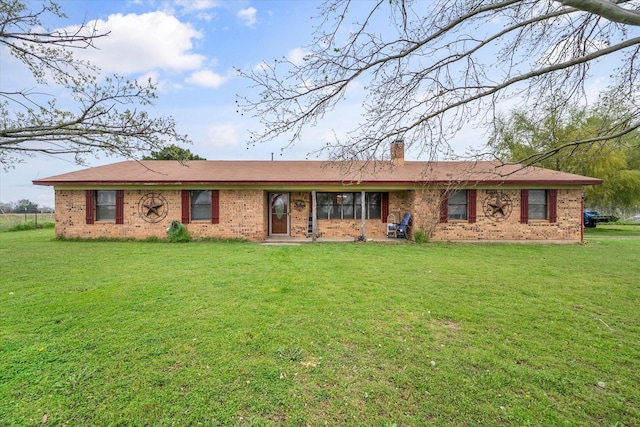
[0,0,616,209]
[1,0,358,208]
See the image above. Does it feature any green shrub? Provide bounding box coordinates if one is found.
[413,229,428,244]
[167,221,191,242]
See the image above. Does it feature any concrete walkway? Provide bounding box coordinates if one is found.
[262,236,411,245]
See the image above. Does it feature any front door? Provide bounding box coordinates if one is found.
[269,193,289,235]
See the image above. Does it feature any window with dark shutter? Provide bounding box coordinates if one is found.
[549,189,558,223]
[85,190,95,224]
[468,189,477,223]
[211,190,220,224]
[439,190,448,223]
[181,190,190,224]
[115,190,124,224]
[520,189,529,224]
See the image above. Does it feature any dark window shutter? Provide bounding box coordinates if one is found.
[439,190,448,223]
[520,189,529,224]
[211,190,220,224]
[181,190,190,224]
[85,190,95,224]
[381,192,389,223]
[468,189,477,223]
[549,189,558,223]
[115,190,124,224]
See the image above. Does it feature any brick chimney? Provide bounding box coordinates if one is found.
[391,141,405,166]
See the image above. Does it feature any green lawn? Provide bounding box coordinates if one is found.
[1,229,639,426]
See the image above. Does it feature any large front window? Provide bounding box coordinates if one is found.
[190,190,211,221]
[316,192,382,220]
[96,190,116,221]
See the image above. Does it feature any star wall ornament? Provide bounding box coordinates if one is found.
[138,193,169,223]
[483,192,512,222]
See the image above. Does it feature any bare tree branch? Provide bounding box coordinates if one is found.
[238,0,640,165]
[0,0,189,168]
[558,0,640,25]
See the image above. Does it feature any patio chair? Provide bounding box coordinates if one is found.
[386,213,397,238]
[395,213,411,239]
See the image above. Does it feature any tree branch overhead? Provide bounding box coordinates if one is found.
[0,0,189,168]
[238,0,640,164]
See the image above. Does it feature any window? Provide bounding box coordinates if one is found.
[358,192,382,220]
[528,190,547,220]
[520,189,557,223]
[439,189,476,223]
[191,190,211,221]
[181,190,219,224]
[96,190,116,221]
[447,190,468,221]
[86,190,124,224]
[316,192,382,220]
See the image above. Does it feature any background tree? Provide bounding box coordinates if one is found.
[14,198,38,213]
[238,0,640,165]
[489,96,640,214]
[0,0,189,169]
[142,144,206,161]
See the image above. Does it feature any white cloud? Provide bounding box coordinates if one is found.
[185,69,228,88]
[174,0,219,12]
[203,123,241,147]
[67,11,205,74]
[237,7,257,27]
[287,47,308,66]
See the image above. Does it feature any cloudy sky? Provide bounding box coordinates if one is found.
[0,0,612,209]
[2,0,353,208]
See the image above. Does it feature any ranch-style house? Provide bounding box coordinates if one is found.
[33,143,601,243]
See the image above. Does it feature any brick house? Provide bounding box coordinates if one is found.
[33,143,601,242]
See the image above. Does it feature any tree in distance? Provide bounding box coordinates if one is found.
[489,93,640,213]
[142,144,206,161]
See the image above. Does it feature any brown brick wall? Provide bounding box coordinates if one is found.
[54,187,583,242]
[54,189,267,240]
[409,188,583,242]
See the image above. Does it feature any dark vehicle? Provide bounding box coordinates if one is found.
[583,211,619,228]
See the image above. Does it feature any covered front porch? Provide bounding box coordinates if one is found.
[266,190,413,241]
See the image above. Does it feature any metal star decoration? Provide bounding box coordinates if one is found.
[143,196,164,217]
[488,193,508,216]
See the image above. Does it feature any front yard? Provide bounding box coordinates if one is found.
[1,228,639,425]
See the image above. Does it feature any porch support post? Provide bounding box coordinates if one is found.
[360,190,366,240]
[312,190,318,241]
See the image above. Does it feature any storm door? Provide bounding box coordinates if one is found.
[269,193,289,235]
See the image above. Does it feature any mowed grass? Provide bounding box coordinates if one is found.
[1,229,639,426]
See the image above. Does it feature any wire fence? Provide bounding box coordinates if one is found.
[0,212,55,230]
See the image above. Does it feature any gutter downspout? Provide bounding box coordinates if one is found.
[581,191,585,243]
